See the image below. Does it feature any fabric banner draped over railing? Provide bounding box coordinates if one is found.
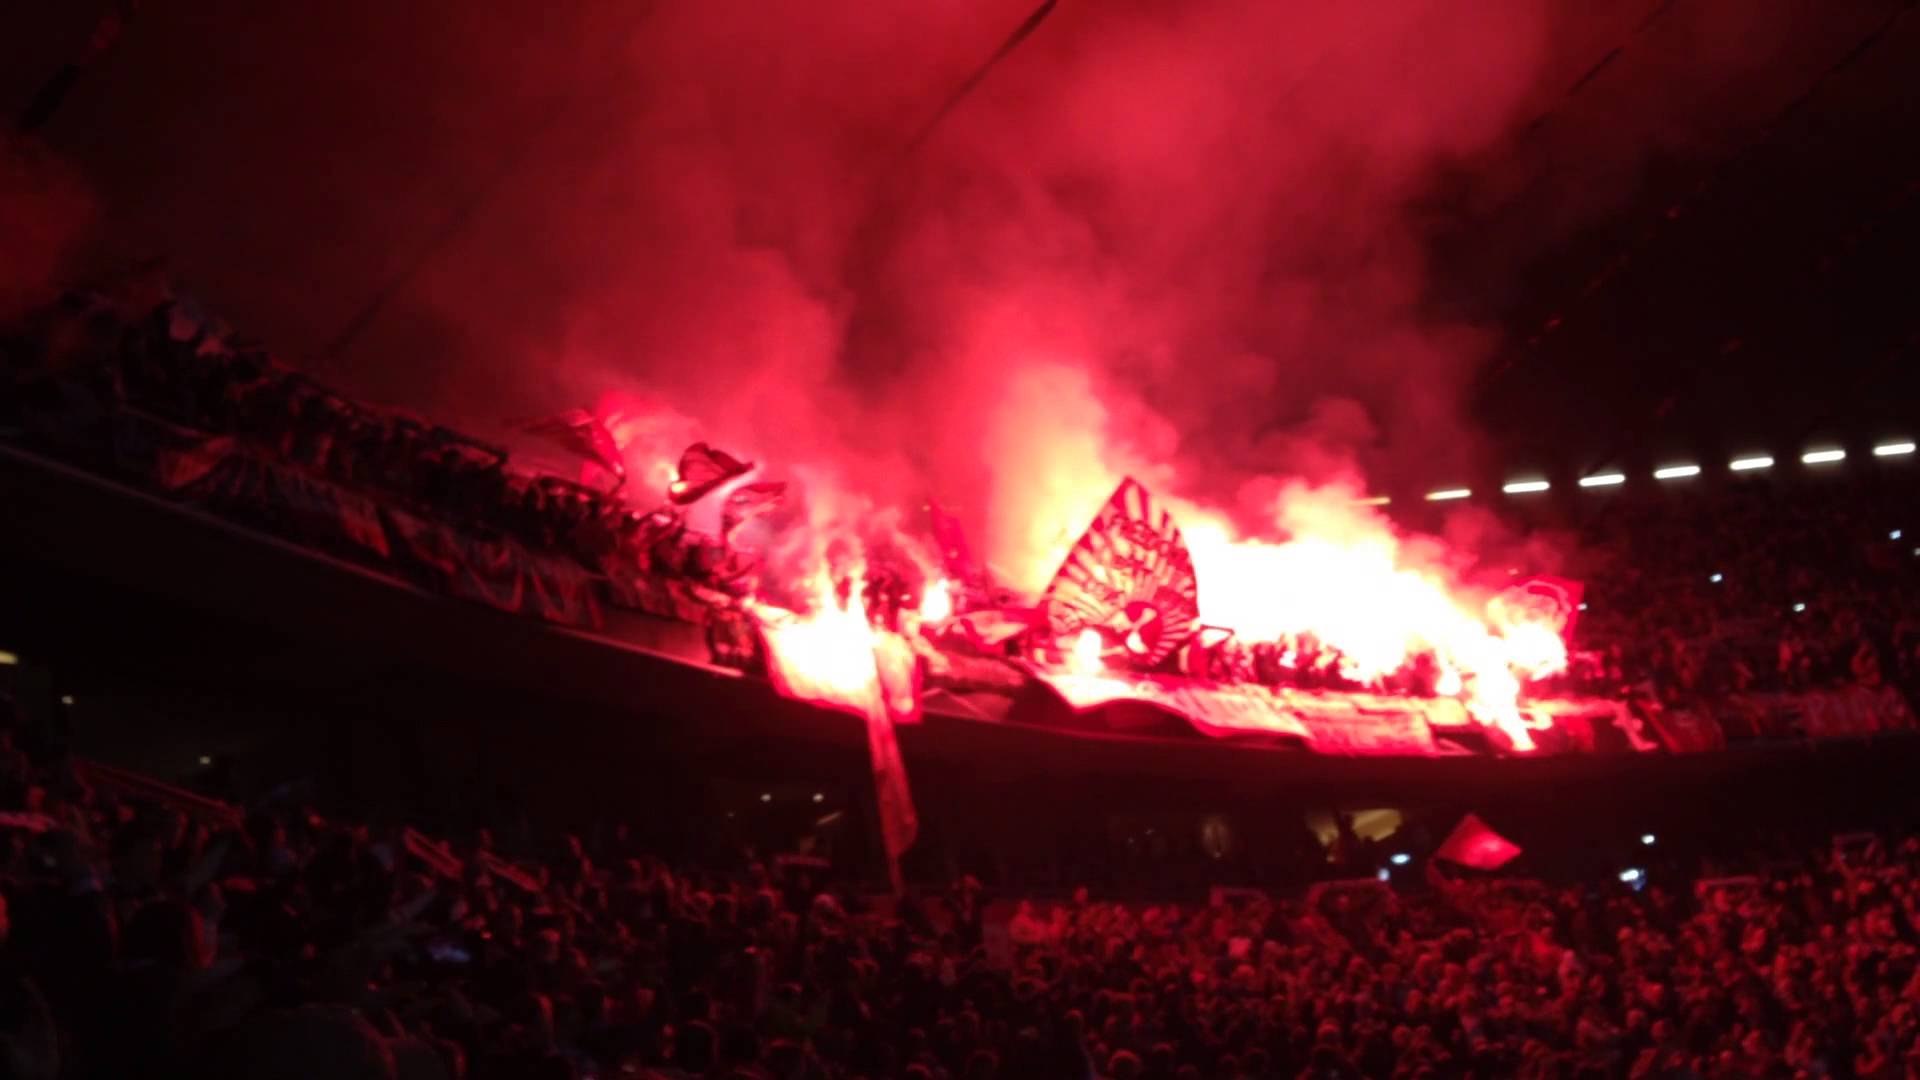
[135,425,604,630]
[382,506,602,628]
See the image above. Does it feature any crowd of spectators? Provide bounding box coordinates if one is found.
[0,269,669,583]
[9,684,1920,1079]
[1563,479,1920,712]
[5,272,1919,735]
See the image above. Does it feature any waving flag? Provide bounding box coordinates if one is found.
[518,409,625,486]
[1040,478,1200,668]
[669,442,752,504]
[1435,813,1523,870]
[721,481,787,540]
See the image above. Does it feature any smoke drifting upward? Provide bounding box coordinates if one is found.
[370,0,1558,586]
[7,0,1638,589]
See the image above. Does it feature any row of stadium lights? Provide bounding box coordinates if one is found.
[1374,441,1918,504]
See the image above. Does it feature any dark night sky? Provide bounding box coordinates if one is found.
[6,0,1918,502]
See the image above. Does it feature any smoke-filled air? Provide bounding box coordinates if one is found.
[4,0,1824,745]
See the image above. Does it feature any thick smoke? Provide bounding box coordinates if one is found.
[9,1,1821,590]
[391,1,1557,586]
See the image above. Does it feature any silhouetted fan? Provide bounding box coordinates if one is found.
[1040,478,1201,668]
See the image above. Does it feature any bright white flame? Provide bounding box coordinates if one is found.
[1068,628,1104,675]
[1802,448,1846,465]
[1874,441,1916,457]
[1729,456,1774,471]
[1653,464,1701,480]
[1502,480,1550,495]
[1578,473,1626,488]
[1424,488,1472,502]
[752,575,893,717]
[919,579,953,622]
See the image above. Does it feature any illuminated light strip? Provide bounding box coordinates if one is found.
[1578,473,1626,488]
[1652,464,1701,480]
[1729,456,1774,471]
[1873,442,1916,457]
[1352,495,1392,506]
[1424,488,1472,502]
[1801,448,1846,465]
[1501,479,1550,494]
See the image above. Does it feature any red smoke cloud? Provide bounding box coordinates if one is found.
[391,1,1560,570]
[0,1,1821,584]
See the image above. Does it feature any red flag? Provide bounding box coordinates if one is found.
[1040,478,1200,668]
[866,686,920,893]
[1435,813,1522,870]
[518,409,625,483]
[669,442,752,504]
[757,609,919,893]
[721,481,787,540]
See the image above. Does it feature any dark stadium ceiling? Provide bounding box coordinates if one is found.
[5,0,1917,471]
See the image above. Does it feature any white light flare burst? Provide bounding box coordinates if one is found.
[1175,489,1564,751]
[753,575,890,718]
[1068,628,1105,675]
[918,578,953,623]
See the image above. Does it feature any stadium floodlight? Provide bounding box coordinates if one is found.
[1502,479,1550,495]
[1390,852,1412,866]
[1425,488,1472,502]
[1874,441,1916,457]
[1653,464,1701,480]
[1641,834,1656,846]
[1578,473,1626,488]
[1729,456,1774,471]
[1352,494,1392,506]
[1802,448,1846,465]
